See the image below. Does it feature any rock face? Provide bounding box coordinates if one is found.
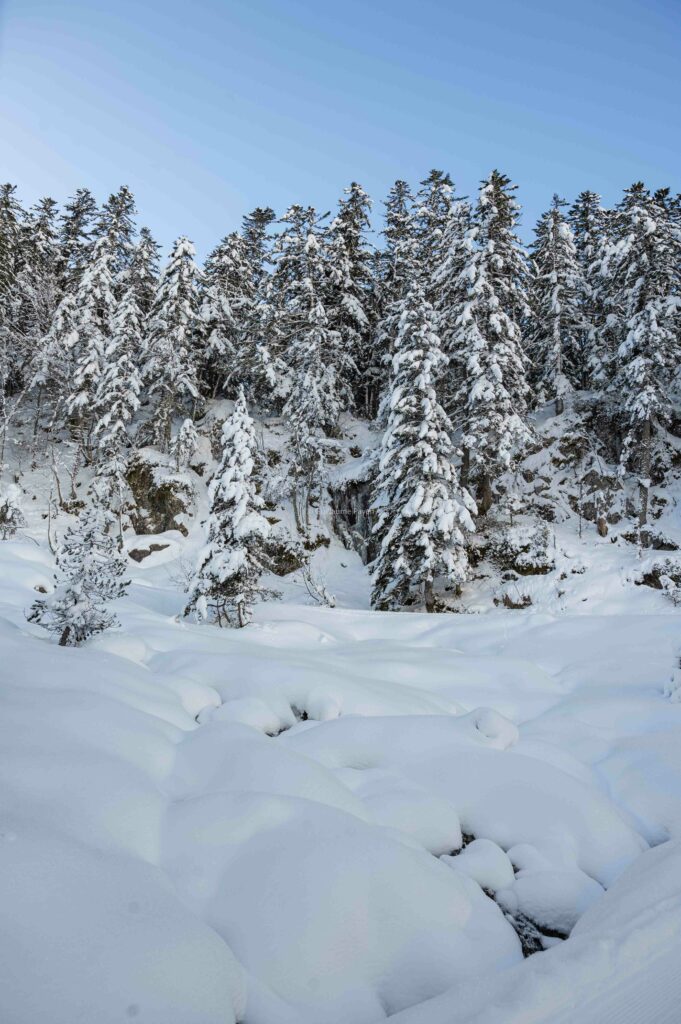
[329,477,378,565]
[126,450,195,537]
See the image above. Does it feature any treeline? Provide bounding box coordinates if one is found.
[0,171,679,626]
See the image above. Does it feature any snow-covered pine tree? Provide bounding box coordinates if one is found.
[170,417,199,472]
[528,196,583,414]
[431,196,473,425]
[93,285,142,545]
[241,206,276,290]
[236,207,283,410]
[454,175,533,512]
[185,389,271,627]
[324,183,373,414]
[94,185,137,291]
[65,236,117,450]
[415,169,454,297]
[569,191,607,386]
[198,232,252,397]
[128,227,160,317]
[478,170,531,332]
[0,184,25,406]
[27,496,129,646]
[611,183,681,538]
[13,197,61,394]
[143,236,201,449]
[371,281,475,612]
[276,205,346,437]
[56,187,97,294]
[373,180,418,419]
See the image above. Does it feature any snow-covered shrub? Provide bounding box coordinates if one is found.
[489,522,555,577]
[0,485,25,539]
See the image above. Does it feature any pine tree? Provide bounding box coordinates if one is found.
[28,497,129,646]
[373,181,418,418]
[95,185,137,289]
[237,207,283,409]
[478,170,530,330]
[0,185,25,407]
[415,169,454,296]
[14,197,61,392]
[431,197,473,424]
[185,390,271,627]
[93,285,142,544]
[65,236,117,447]
[170,417,199,471]
[371,282,475,612]
[129,227,160,317]
[454,175,532,512]
[199,232,253,397]
[324,183,373,413]
[528,196,583,413]
[611,183,681,538]
[241,206,276,290]
[56,188,97,293]
[569,191,607,385]
[275,205,346,437]
[144,237,201,449]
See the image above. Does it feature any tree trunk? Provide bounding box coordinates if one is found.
[460,445,470,491]
[555,396,564,416]
[424,578,435,613]
[477,472,493,516]
[58,626,71,647]
[639,417,651,548]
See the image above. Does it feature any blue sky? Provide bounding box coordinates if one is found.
[1,0,678,256]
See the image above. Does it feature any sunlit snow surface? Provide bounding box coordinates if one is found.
[1,535,681,1024]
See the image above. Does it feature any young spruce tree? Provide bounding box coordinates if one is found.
[185,389,271,627]
[28,496,129,646]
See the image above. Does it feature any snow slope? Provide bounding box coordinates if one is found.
[1,528,680,1023]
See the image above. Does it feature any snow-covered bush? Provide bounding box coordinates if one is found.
[489,522,555,577]
[0,485,25,539]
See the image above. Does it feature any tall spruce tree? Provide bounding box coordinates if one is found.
[415,170,454,298]
[95,185,137,290]
[275,205,346,437]
[66,236,117,449]
[185,389,271,627]
[528,196,583,414]
[431,197,473,425]
[199,232,253,398]
[56,187,97,294]
[144,237,201,449]
[371,282,475,612]
[569,191,607,386]
[129,227,160,317]
[324,183,373,413]
[611,183,681,538]
[373,181,418,418]
[454,174,532,512]
[93,285,143,544]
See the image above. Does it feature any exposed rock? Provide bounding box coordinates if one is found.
[128,543,170,563]
[126,450,195,537]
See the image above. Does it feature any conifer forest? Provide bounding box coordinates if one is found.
[2,169,681,1024]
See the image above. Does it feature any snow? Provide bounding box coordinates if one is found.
[1,488,681,1022]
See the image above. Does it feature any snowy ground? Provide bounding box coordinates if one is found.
[1,498,681,1021]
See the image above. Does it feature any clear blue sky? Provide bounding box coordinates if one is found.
[1,0,678,256]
